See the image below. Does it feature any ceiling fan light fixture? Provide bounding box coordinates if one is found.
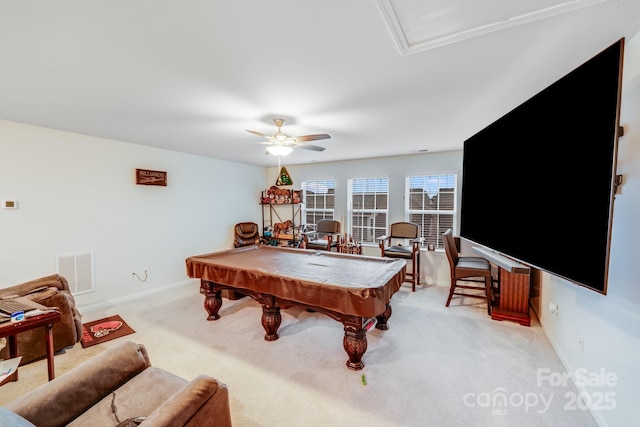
[247,118,329,155]
[274,132,288,142]
[266,145,294,156]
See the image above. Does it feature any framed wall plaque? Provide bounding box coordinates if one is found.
[135,169,167,186]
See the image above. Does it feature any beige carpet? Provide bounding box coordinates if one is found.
[0,283,598,427]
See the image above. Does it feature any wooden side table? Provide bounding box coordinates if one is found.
[0,310,61,383]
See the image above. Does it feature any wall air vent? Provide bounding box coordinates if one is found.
[55,250,95,295]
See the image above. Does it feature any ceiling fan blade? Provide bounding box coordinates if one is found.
[246,129,270,138]
[296,143,326,152]
[294,133,331,142]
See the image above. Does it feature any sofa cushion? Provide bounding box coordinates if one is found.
[67,367,188,427]
[0,407,36,427]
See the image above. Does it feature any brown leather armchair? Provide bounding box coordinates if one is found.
[378,222,422,292]
[0,274,82,365]
[233,222,260,248]
[302,220,341,251]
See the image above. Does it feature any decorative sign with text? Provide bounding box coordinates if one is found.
[135,169,167,186]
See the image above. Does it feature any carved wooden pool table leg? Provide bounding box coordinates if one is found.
[260,294,281,341]
[375,303,392,330]
[343,316,367,371]
[200,282,222,320]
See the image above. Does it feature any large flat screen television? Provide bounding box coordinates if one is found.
[460,38,624,294]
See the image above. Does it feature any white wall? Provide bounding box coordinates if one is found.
[0,120,265,308]
[536,35,640,427]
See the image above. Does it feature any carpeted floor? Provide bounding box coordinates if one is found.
[0,283,598,427]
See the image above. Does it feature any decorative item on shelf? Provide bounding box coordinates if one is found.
[273,220,293,238]
[262,186,301,204]
[276,166,293,186]
[261,226,278,246]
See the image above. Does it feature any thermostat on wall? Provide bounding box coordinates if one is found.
[1,199,18,209]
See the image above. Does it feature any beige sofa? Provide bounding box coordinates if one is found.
[3,340,233,427]
[0,274,83,364]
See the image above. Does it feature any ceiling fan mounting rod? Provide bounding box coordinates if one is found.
[272,118,289,142]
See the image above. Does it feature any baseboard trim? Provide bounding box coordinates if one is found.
[77,279,198,312]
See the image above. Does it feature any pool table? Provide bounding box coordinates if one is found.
[185,245,406,370]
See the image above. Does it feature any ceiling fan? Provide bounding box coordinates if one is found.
[246,118,330,155]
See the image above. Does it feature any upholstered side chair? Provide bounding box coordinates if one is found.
[378,222,422,291]
[302,219,341,251]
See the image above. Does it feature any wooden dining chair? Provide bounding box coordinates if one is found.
[443,229,493,315]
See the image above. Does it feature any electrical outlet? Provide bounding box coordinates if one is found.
[549,302,559,318]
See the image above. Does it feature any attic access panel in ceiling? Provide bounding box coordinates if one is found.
[378,0,605,55]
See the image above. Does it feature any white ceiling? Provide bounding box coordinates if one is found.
[1,1,639,167]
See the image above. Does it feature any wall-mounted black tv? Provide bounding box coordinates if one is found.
[460,38,624,295]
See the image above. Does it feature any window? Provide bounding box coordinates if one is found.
[302,180,336,227]
[349,177,388,245]
[407,174,456,249]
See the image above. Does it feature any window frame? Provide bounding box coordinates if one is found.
[405,172,457,250]
[301,179,336,228]
[348,176,389,246]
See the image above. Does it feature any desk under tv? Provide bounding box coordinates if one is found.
[472,246,532,326]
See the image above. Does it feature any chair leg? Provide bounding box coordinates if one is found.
[485,276,492,315]
[446,277,456,307]
[415,252,421,291]
[411,257,417,292]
